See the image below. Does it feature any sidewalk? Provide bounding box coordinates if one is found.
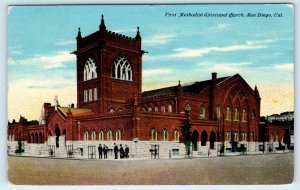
[8,149,293,161]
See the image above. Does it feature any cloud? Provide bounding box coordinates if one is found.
[143,34,176,46]
[8,51,75,69]
[55,40,76,46]
[8,46,24,55]
[9,77,75,90]
[144,40,271,61]
[204,62,253,73]
[143,68,173,77]
[143,36,281,63]
[169,41,267,58]
[272,63,293,70]
[216,23,231,30]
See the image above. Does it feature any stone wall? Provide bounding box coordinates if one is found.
[7,139,288,158]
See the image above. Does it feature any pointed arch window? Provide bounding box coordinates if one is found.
[161,106,165,113]
[241,133,247,141]
[94,88,98,101]
[226,132,231,141]
[162,129,168,141]
[226,106,231,120]
[234,108,239,121]
[173,130,180,141]
[112,56,132,81]
[242,109,247,122]
[91,131,96,141]
[150,128,157,141]
[83,58,97,81]
[89,89,93,101]
[252,111,255,119]
[84,90,88,102]
[234,132,238,142]
[116,129,122,141]
[84,131,89,141]
[270,134,273,142]
[99,130,104,141]
[107,129,113,141]
[109,108,115,113]
[168,104,173,113]
[185,104,191,113]
[216,105,220,120]
[199,106,205,119]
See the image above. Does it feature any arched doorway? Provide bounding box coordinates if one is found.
[201,131,208,146]
[210,131,216,149]
[39,133,43,143]
[55,126,61,148]
[192,130,199,151]
[35,133,38,143]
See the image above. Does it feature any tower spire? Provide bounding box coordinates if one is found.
[254,85,260,98]
[135,26,141,40]
[76,27,82,40]
[99,14,106,31]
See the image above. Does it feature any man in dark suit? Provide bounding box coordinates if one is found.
[114,143,119,159]
[125,145,129,158]
[98,144,103,159]
[104,145,109,159]
[119,144,125,159]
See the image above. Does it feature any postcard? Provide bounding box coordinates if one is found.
[7,4,294,185]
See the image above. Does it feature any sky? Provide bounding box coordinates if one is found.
[7,4,294,121]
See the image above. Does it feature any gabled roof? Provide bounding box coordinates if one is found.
[142,76,229,98]
[58,107,94,117]
[142,86,178,98]
[182,77,229,94]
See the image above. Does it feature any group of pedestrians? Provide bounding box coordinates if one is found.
[114,143,129,159]
[97,144,109,159]
[97,143,129,159]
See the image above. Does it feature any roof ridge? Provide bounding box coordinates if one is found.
[142,85,177,93]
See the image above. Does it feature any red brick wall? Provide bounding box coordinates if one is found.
[266,124,288,142]
[76,30,142,115]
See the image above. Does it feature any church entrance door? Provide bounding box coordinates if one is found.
[55,126,60,148]
[192,130,199,151]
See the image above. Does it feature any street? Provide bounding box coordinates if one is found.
[8,153,293,185]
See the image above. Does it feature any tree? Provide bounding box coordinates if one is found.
[181,110,192,157]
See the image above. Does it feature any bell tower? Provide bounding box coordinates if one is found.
[72,15,143,114]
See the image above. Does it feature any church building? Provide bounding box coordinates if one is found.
[8,16,262,158]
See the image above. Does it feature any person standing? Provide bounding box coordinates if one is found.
[103,144,108,159]
[98,144,103,159]
[119,144,125,159]
[114,143,119,159]
[125,145,129,158]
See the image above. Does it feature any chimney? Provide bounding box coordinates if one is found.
[212,72,217,82]
[210,72,217,120]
